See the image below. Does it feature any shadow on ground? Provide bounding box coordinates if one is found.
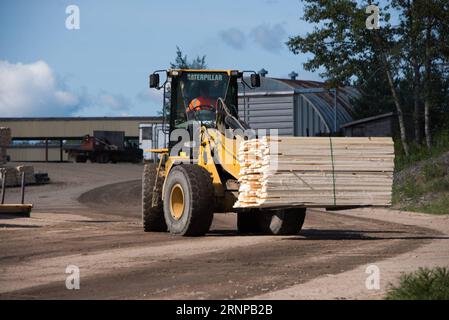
[207,228,448,241]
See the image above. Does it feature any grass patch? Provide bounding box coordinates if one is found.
[393,139,449,214]
[403,195,449,215]
[395,131,449,171]
[386,267,449,300]
[397,177,424,198]
[393,173,449,213]
[422,162,447,181]
[429,176,449,193]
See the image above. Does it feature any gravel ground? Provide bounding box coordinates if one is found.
[0,162,447,299]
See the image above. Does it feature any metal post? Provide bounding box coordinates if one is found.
[60,139,63,162]
[241,81,247,123]
[21,171,25,204]
[1,169,5,205]
[45,138,49,162]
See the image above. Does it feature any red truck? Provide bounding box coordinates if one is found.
[65,131,142,163]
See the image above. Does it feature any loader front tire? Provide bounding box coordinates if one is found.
[163,165,214,236]
[142,164,166,232]
[257,208,306,235]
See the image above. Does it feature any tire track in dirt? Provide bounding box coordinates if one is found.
[1,210,438,299]
[1,169,441,300]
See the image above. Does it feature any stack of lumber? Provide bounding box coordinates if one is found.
[0,167,18,186]
[0,127,11,146]
[234,136,395,208]
[17,166,36,185]
[0,148,6,165]
[0,165,36,187]
[0,127,11,165]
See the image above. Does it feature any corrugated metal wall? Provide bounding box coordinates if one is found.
[295,95,329,136]
[6,147,69,162]
[238,92,330,137]
[238,77,356,137]
[0,117,161,139]
[238,94,294,136]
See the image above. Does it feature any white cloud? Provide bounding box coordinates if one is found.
[250,23,287,53]
[0,60,81,117]
[73,91,135,116]
[97,91,131,111]
[137,88,163,103]
[219,23,288,53]
[0,60,136,117]
[219,28,247,50]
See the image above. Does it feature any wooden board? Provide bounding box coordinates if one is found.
[0,204,33,217]
[234,136,395,208]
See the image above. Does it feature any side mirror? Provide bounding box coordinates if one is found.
[149,74,160,88]
[251,74,261,87]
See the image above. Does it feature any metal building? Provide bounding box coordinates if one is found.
[238,77,358,136]
[341,111,415,140]
[342,112,395,137]
[0,117,162,162]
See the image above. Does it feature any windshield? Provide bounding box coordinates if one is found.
[173,72,230,128]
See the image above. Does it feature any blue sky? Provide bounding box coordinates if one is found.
[0,0,322,116]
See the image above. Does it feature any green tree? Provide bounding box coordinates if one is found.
[158,47,208,116]
[393,0,449,147]
[352,57,396,119]
[170,46,207,69]
[287,0,411,155]
[287,0,449,156]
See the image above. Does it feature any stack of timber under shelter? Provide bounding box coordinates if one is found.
[0,167,18,186]
[0,127,11,165]
[0,166,36,187]
[234,136,395,209]
[16,166,36,185]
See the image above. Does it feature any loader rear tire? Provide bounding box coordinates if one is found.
[237,210,260,234]
[257,208,306,235]
[142,164,166,232]
[163,165,214,236]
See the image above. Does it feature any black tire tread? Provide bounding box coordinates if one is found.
[165,165,215,236]
[237,210,260,233]
[258,208,306,235]
[142,163,166,232]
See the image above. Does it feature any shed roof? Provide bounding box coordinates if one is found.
[341,112,394,128]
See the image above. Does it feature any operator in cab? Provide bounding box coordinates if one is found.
[185,82,218,124]
[186,84,216,113]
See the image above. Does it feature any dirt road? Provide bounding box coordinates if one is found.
[0,163,447,299]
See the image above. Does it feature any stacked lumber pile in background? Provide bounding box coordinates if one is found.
[0,166,36,187]
[0,128,39,187]
[0,127,11,165]
[234,137,395,209]
[17,166,37,185]
[0,167,18,186]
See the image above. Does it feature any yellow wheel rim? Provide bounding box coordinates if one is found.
[170,184,185,221]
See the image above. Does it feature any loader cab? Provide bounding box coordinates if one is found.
[149,69,260,136]
[168,70,239,132]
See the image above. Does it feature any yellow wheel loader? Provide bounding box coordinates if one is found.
[143,69,305,236]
